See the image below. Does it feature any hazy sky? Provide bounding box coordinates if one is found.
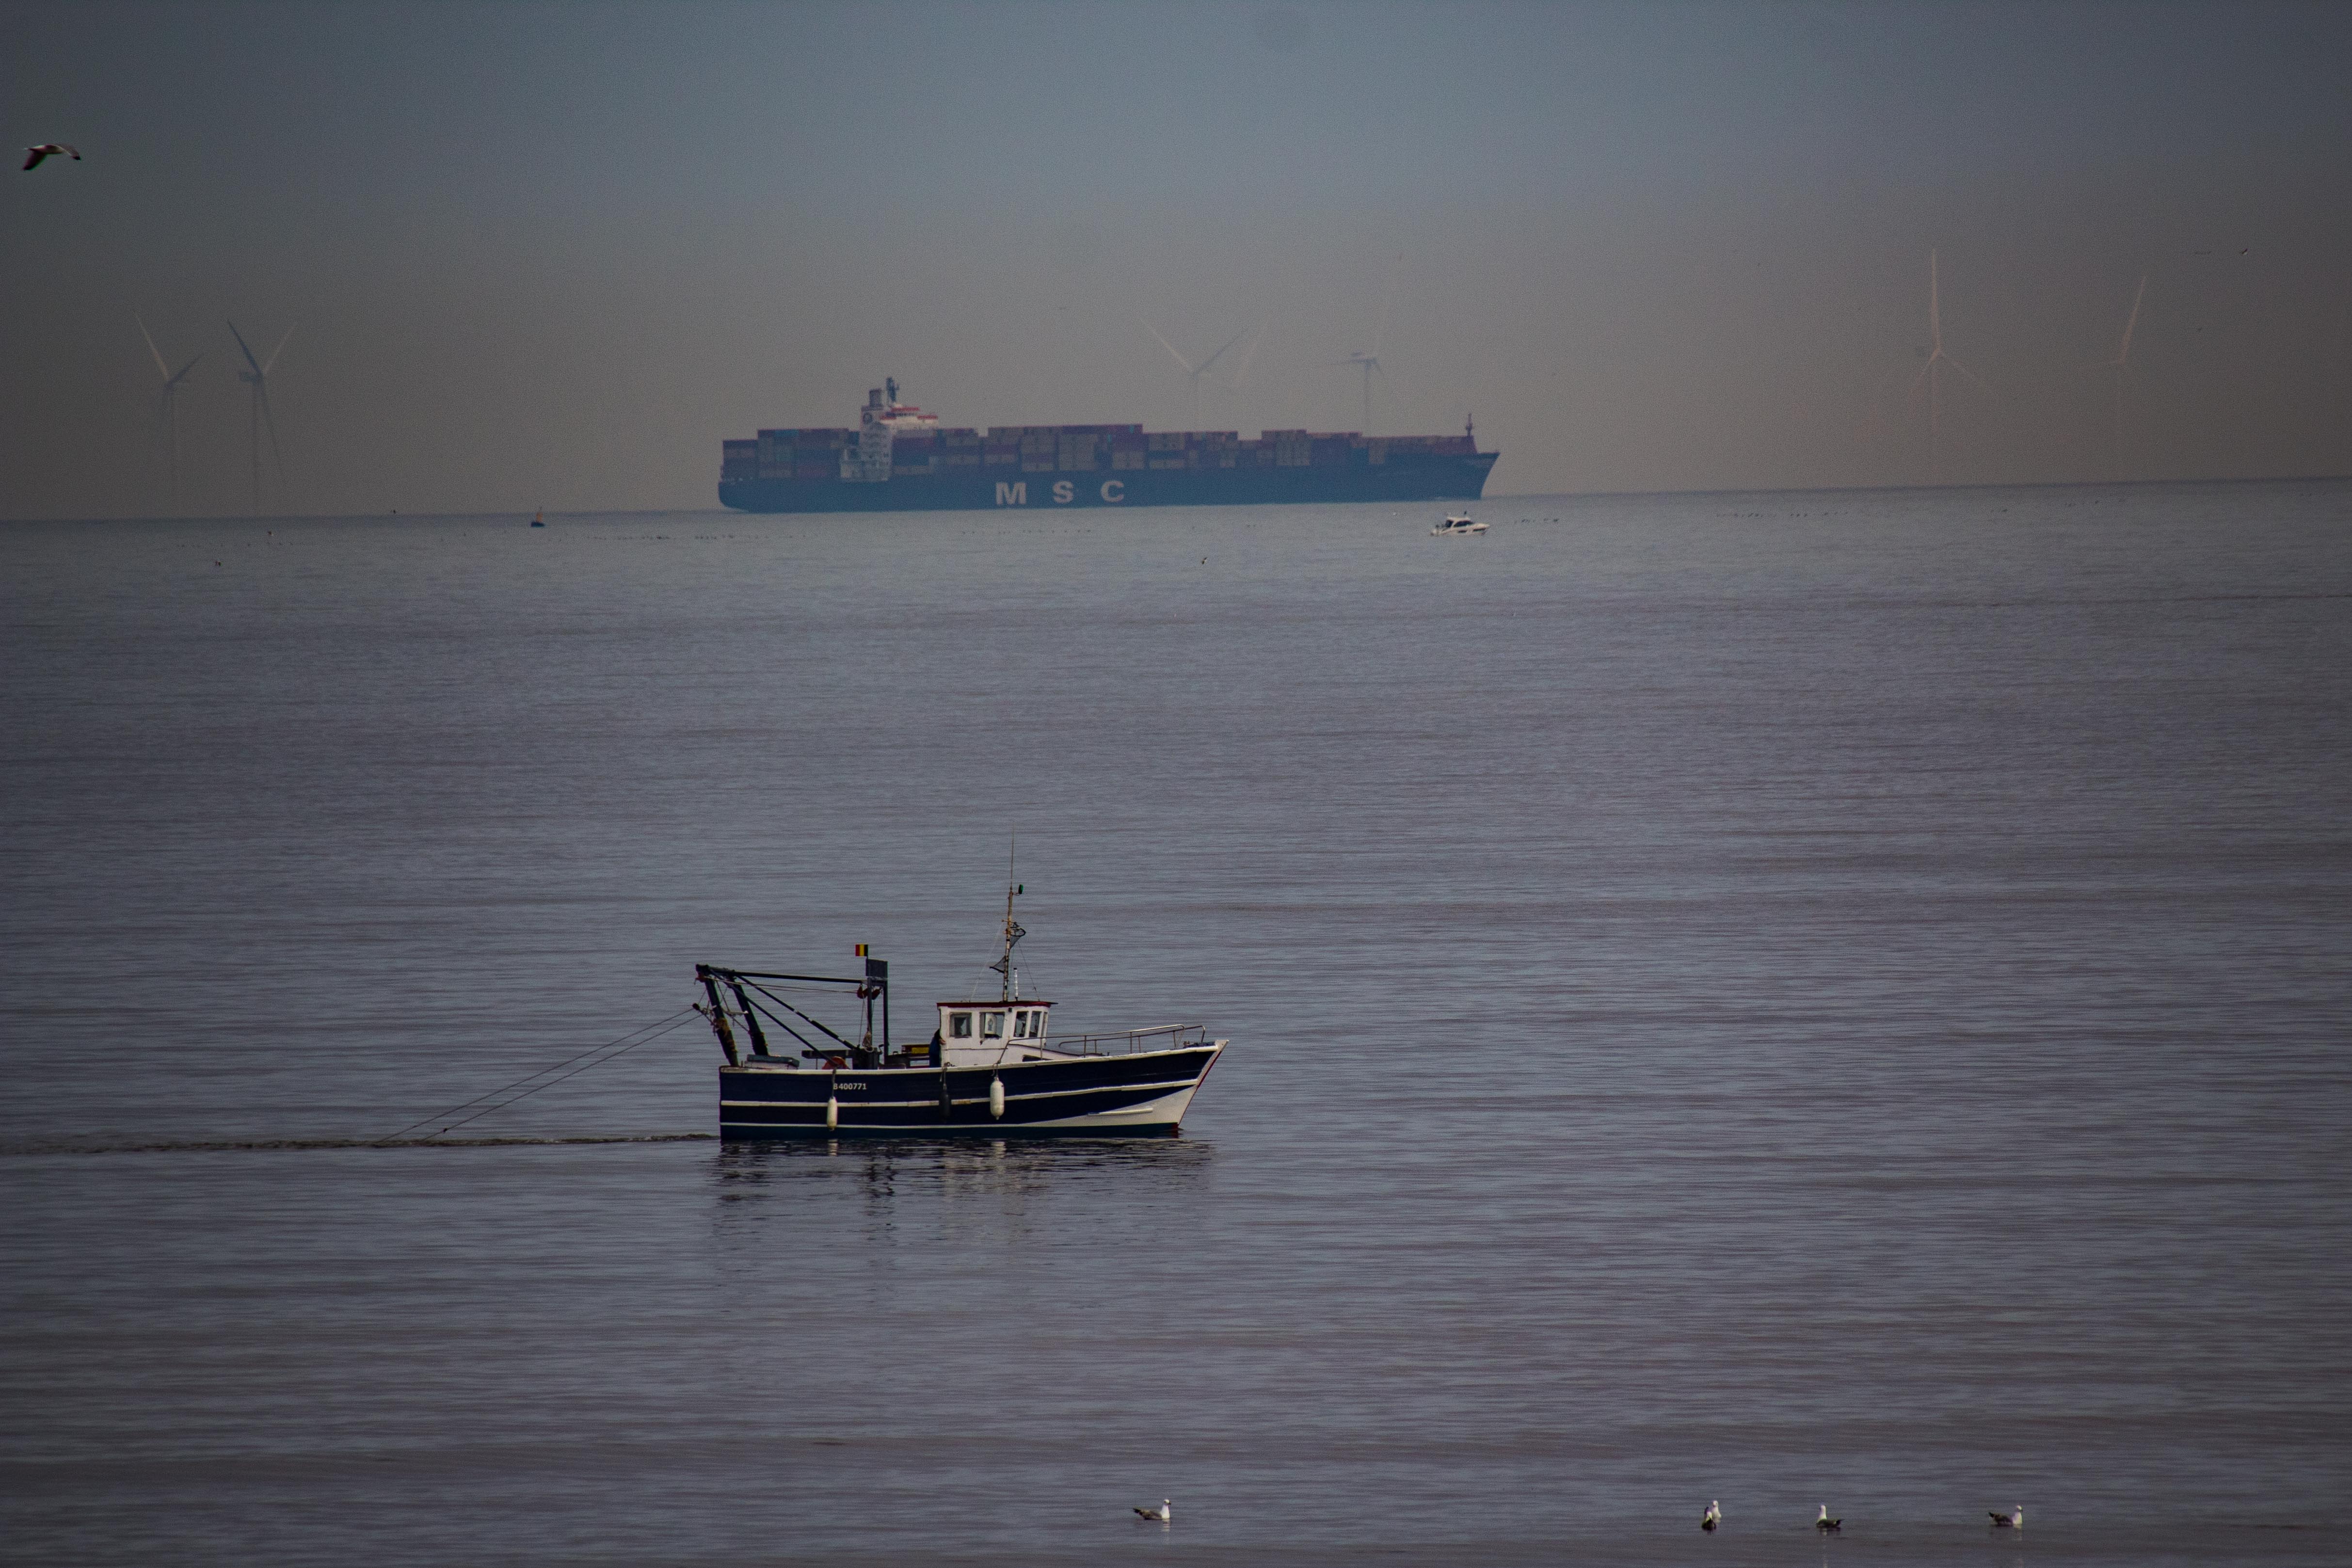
[5,0,2350,517]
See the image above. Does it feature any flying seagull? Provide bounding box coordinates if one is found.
[1816,1505,1842,1533]
[1133,1499,1171,1522]
[23,144,80,170]
[1990,1504,2023,1528]
[1700,1500,1722,1532]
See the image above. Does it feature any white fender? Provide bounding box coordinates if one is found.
[825,1094,838,1130]
[988,1075,1005,1120]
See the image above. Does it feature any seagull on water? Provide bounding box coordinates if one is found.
[23,144,80,170]
[1816,1504,1842,1533]
[1700,1500,1722,1531]
[1990,1504,2023,1528]
[1134,1498,1171,1522]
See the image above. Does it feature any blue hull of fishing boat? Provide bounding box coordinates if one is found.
[718,1044,1223,1138]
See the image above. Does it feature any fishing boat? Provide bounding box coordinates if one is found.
[1431,511,1486,536]
[697,885,1226,1139]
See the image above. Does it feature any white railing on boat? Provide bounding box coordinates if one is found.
[1041,1023,1209,1057]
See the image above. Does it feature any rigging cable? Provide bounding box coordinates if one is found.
[737,978,859,1050]
[371,1008,699,1146]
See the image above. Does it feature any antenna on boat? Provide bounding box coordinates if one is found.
[989,832,1026,1002]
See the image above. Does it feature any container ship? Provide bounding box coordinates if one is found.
[719,380,1498,512]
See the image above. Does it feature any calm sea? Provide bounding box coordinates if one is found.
[3,484,2347,1566]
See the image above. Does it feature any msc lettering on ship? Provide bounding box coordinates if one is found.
[995,479,1127,506]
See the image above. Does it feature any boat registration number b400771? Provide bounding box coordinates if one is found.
[834,1081,866,1090]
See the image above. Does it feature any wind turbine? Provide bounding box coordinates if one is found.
[1908,249,1993,483]
[1326,259,1404,432]
[227,320,294,516]
[1144,322,1251,428]
[137,316,202,511]
[1325,348,1385,432]
[2104,274,2147,481]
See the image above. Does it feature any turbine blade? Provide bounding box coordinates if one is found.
[227,320,263,374]
[263,322,297,376]
[1142,321,1196,375]
[1943,356,1996,397]
[1195,326,1251,378]
[226,320,263,375]
[1230,326,1263,389]
[2118,274,2147,366]
[167,352,204,390]
[137,314,171,381]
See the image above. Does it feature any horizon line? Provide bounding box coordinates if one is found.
[7,470,2351,526]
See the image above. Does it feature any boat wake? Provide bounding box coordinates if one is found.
[0,1133,717,1157]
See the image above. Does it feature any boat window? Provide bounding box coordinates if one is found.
[982,1011,1005,1037]
[1013,1010,1032,1038]
[949,1012,973,1039]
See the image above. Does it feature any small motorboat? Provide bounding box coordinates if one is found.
[697,880,1226,1138]
[1431,511,1487,536]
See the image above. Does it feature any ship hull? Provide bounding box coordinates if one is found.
[718,1043,1224,1138]
[719,454,1497,513]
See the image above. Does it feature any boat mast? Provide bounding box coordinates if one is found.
[991,834,1025,1003]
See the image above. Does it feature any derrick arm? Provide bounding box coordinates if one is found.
[695,965,740,1066]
